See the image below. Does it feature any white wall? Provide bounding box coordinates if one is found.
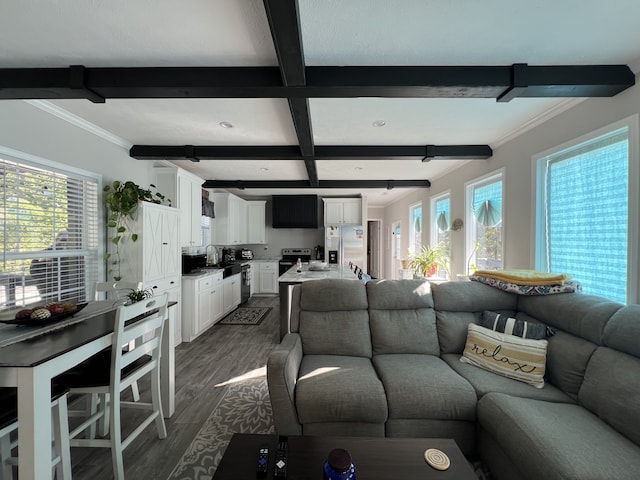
[0,101,151,186]
[386,80,640,279]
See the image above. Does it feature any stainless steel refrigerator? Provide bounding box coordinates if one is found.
[325,225,366,269]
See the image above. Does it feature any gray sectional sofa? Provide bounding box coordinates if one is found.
[267,278,640,480]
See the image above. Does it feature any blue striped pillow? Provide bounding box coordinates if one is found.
[480,311,548,340]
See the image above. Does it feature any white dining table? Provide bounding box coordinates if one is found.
[0,301,176,480]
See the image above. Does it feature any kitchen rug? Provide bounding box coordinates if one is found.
[218,307,271,325]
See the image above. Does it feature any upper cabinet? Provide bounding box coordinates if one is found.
[154,167,204,248]
[212,192,248,245]
[323,198,362,225]
[247,200,267,244]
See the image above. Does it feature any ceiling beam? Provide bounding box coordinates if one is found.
[202,179,431,189]
[129,144,492,160]
[263,0,318,186]
[0,65,633,100]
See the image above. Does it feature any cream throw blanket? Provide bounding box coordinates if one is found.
[471,269,569,286]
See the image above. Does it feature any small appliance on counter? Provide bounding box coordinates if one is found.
[182,253,206,274]
[238,248,254,260]
[222,248,237,263]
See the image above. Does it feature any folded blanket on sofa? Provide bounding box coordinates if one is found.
[471,274,581,295]
[472,269,569,286]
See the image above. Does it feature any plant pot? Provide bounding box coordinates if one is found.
[401,259,411,269]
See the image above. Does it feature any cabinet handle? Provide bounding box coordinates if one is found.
[162,242,168,245]
[170,281,175,284]
[153,285,158,289]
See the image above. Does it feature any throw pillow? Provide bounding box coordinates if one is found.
[460,323,548,388]
[480,310,548,339]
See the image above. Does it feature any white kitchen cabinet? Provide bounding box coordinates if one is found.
[247,201,267,243]
[181,271,223,342]
[117,202,180,285]
[154,167,204,248]
[257,261,278,294]
[212,192,247,245]
[323,198,362,225]
[223,272,241,314]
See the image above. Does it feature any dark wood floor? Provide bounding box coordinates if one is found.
[69,295,281,480]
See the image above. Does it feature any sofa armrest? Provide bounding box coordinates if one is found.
[267,332,303,435]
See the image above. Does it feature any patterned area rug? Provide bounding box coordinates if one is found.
[218,307,271,325]
[167,371,492,480]
[167,373,274,480]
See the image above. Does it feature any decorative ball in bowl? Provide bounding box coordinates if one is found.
[309,261,329,271]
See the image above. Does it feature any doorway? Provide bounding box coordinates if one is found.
[391,220,401,279]
[367,220,381,278]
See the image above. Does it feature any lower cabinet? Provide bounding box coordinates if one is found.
[181,271,223,342]
[223,273,241,315]
[256,261,278,294]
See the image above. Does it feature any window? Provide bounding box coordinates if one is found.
[466,171,503,273]
[535,120,637,303]
[430,192,451,278]
[408,202,422,257]
[1,154,99,310]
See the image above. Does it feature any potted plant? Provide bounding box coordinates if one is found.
[125,287,153,305]
[410,242,449,278]
[103,180,171,281]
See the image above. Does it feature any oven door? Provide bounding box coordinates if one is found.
[279,260,294,276]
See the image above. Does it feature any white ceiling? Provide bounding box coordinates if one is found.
[2,0,640,206]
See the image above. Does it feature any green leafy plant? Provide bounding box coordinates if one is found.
[125,287,153,304]
[410,242,449,278]
[103,180,171,280]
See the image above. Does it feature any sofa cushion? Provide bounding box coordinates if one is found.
[372,354,476,421]
[546,330,597,401]
[480,310,548,339]
[367,279,438,355]
[432,280,517,354]
[478,392,640,480]
[299,310,372,357]
[517,292,622,345]
[442,354,573,403]
[579,347,640,446]
[296,355,388,425]
[460,324,548,388]
[603,304,640,357]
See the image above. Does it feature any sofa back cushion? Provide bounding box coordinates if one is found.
[366,279,439,355]
[294,279,372,357]
[431,281,518,354]
[546,331,597,401]
[603,305,640,357]
[517,293,622,345]
[579,347,640,446]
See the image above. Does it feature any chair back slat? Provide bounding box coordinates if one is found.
[110,294,168,387]
[95,280,143,301]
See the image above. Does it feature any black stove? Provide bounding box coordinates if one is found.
[279,248,312,275]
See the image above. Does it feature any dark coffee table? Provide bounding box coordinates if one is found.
[213,433,478,479]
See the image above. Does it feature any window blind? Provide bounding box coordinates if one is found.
[1,157,99,310]
[545,128,628,302]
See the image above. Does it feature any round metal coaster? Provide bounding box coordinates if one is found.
[424,448,450,471]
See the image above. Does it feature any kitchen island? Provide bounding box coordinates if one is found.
[278,264,359,339]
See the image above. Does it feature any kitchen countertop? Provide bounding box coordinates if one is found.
[278,264,359,282]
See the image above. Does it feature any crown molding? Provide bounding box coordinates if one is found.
[24,100,132,150]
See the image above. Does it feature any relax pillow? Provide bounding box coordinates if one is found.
[480,310,548,339]
[461,323,548,388]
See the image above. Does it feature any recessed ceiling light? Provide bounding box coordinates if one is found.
[372,120,386,127]
[219,121,234,128]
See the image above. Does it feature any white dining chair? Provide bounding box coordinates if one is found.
[56,293,168,479]
[93,281,144,424]
[0,386,72,480]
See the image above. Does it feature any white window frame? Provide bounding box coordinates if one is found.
[430,190,451,279]
[532,115,639,303]
[465,169,505,274]
[408,201,422,257]
[0,146,103,309]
